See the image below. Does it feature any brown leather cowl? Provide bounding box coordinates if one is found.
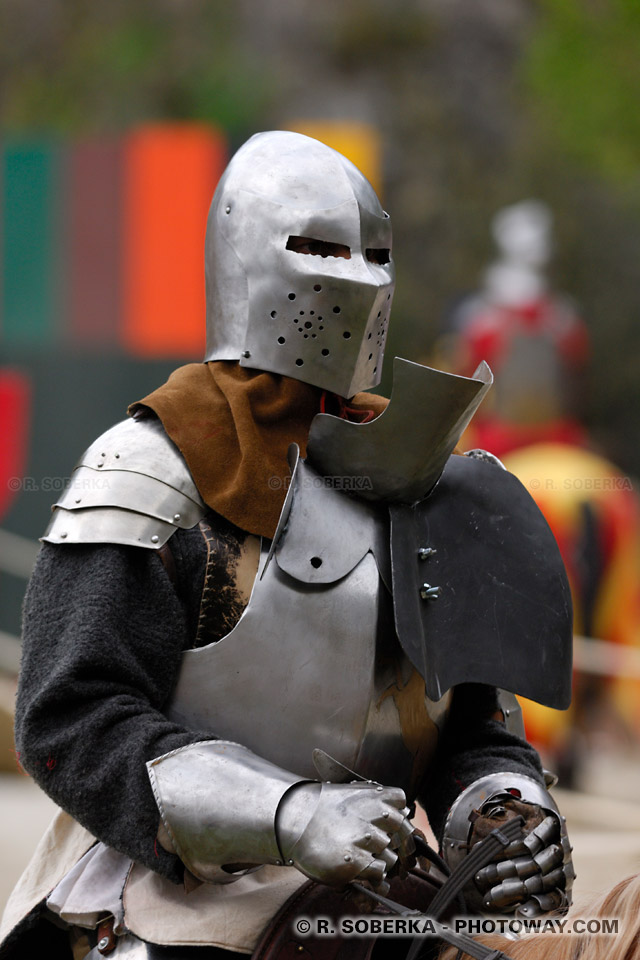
[130,361,388,539]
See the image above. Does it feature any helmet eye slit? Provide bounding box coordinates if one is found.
[286,236,351,260]
[366,248,391,265]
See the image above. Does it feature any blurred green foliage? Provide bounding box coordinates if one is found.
[0,0,270,135]
[525,0,640,189]
[0,0,639,470]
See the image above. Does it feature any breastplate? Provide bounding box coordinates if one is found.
[167,453,450,797]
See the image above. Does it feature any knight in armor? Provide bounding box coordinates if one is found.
[0,132,574,960]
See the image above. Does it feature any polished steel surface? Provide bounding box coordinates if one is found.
[277,780,411,887]
[147,741,299,881]
[306,358,492,503]
[168,459,444,796]
[273,454,391,588]
[53,467,204,527]
[77,418,203,499]
[43,505,178,549]
[204,131,394,398]
[42,418,205,548]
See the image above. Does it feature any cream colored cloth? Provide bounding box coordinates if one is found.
[0,809,95,946]
[123,863,307,953]
[1,808,307,955]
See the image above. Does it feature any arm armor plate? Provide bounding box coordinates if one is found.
[42,417,206,550]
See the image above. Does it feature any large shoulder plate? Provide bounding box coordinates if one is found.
[390,454,573,709]
[42,417,206,549]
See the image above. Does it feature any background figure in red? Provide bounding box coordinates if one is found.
[437,200,640,786]
[447,199,590,458]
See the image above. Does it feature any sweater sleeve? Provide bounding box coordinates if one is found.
[14,537,210,884]
[419,683,545,844]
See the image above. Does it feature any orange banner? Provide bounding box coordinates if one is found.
[122,124,227,358]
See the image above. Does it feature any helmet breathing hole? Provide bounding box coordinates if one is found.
[314,284,322,292]
[343,331,351,339]
[368,353,373,361]
[310,311,315,316]
[299,311,305,316]
[277,337,286,344]
[298,327,304,332]
[333,306,341,314]
[310,556,323,568]
[304,322,312,329]
[318,325,324,331]
[271,310,277,318]
[295,358,304,366]
[288,293,296,300]
[367,332,372,339]
[322,349,330,357]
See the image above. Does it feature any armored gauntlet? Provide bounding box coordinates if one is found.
[148,740,413,888]
[442,773,574,915]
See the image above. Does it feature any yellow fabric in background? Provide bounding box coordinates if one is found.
[287,120,383,198]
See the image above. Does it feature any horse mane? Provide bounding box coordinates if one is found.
[439,874,640,960]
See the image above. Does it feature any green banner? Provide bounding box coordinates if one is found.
[2,142,63,345]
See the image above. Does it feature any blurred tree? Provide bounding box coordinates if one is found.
[526,0,640,189]
[0,0,270,135]
[0,0,639,472]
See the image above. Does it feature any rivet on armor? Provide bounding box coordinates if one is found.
[275,859,283,866]
[344,854,352,862]
[151,535,159,544]
[365,832,372,840]
[97,937,110,952]
[75,498,81,504]
[376,785,383,792]
[115,453,120,459]
[225,206,231,214]
[420,583,441,601]
[97,462,104,468]
[383,811,390,819]
[287,859,294,865]
[242,350,251,359]
[173,514,181,522]
[418,546,437,560]
[60,532,67,539]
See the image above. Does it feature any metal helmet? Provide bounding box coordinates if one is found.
[204,131,395,398]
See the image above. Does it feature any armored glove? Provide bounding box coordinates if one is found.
[148,740,413,888]
[277,780,412,887]
[442,773,574,916]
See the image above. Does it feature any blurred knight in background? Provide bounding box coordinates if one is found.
[435,199,640,785]
[444,200,590,457]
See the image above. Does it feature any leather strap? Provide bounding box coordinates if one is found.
[252,870,441,960]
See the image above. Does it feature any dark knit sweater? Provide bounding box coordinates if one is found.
[14,516,544,889]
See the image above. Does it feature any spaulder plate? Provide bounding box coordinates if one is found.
[42,417,206,549]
